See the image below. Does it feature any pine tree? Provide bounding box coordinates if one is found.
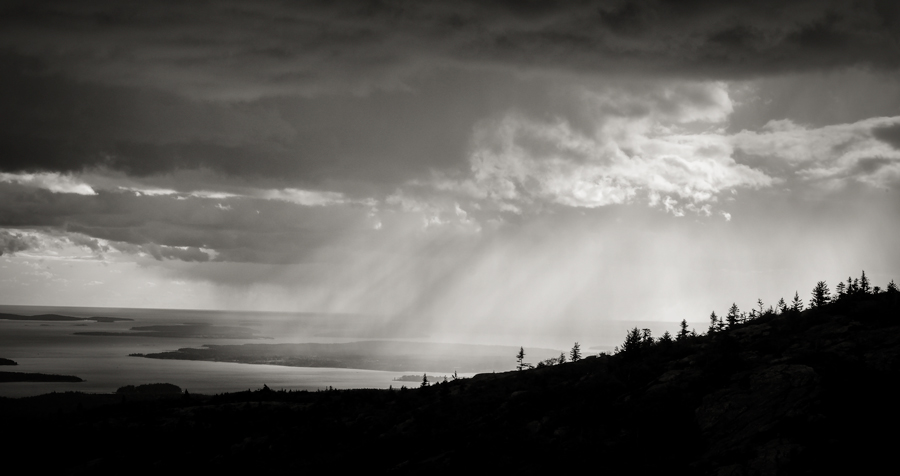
[888,280,899,294]
[708,311,719,334]
[791,291,804,312]
[516,347,526,371]
[569,342,581,362]
[659,330,673,344]
[810,281,830,308]
[860,270,871,294]
[678,319,689,340]
[421,373,429,388]
[777,297,787,314]
[726,303,741,327]
[835,281,846,299]
[622,327,643,354]
[558,352,566,364]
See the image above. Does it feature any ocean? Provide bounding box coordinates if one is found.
[0,304,459,398]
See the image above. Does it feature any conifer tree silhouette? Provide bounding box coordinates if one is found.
[726,303,741,327]
[708,311,719,334]
[622,327,643,354]
[888,280,899,294]
[569,342,581,362]
[516,347,529,371]
[836,281,846,299]
[811,281,830,308]
[777,297,788,314]
[678,319,689,340]
[421,373,429,387]
[791,291,804,312]
[659,330,673,344]
[860,271,871,294]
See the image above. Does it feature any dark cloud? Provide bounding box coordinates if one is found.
[0,229,37,256]
[873,122,900,149]
[0,184,377,264]
[1,1,897,101]
[1,1,897,184]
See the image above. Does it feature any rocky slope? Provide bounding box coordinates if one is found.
[1,291,898,475]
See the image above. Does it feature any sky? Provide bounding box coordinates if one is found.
[1,0,899,347]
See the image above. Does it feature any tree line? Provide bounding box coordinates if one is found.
[514,271,898,369]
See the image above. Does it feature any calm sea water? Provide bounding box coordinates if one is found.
[0,305,469,398]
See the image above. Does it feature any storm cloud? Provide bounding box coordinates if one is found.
[1,1,899,331]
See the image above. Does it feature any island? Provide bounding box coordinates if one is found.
[0,312,132,323]
[0,371,83,383]
[0,358,17,366]
[76,323,264,339]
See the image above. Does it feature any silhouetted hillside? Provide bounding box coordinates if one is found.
[1,287,898,474]
[0,358,16,366]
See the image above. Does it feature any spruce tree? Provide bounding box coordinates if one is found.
[835,281,846,299]
[558,352,566,364]
[622,327,643,354]
[678,319,689,340]
[726,303,740,327]
[791,291,804,312]
[777,297,787,314]
[860,271,871,294]
[810,281,830,308]
[516,347,526,371]
[421,374,429,388]
[708,311,719,334]
[569,342,581,362]
[888,280,899,294]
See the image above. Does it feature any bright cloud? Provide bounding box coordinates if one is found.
[256,188,348,207]
[442,84,773,214]
[0,172,97,195]
[732,116,900,188]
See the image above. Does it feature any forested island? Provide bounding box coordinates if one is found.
[1,272,898,474]
[77,323,264,339]
[0,372,83,383]
[0,312,132,323]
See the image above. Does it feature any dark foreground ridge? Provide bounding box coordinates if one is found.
[1,289,898,474]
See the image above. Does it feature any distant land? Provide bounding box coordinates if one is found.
[0,312,132,323]
[0,358,16,366]
[0,372,83,383]
[76,323,266,339]
[132,340,562,373]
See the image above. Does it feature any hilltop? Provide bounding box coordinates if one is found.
[1,282,898,475]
